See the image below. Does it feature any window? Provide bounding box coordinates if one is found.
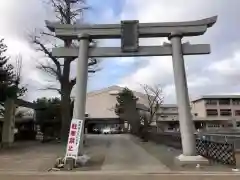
[235,110,240,116]
[206,109,218,116]
[237,122,240,127]
[220,109,232,116]
[208,124,221,128]
[205,99,217,105]
[232,99,240,105]
[219,99,230,105]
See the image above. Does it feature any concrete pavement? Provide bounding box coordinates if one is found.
[99,134,169,172]
[0,135,240,179]
[0,134,169,173]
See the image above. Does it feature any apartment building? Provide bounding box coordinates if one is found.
[84,85,240,132]
[155,104,180,132]
[191,95,240,129]
[155,95,240,132]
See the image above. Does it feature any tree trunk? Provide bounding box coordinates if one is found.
[125,102,140,135]
[60,87,71,141]
[142,118,148,141]
[2,98,15,147]
[60,55,72,141]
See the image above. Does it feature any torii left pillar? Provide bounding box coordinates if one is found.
[65,34,90,170]
[74,33,90,155]
[2,98,15,147]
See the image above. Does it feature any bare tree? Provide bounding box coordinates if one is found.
[140,84,164,131]
[31,0,100,141]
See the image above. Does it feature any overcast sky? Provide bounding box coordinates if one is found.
[0,0,240,103]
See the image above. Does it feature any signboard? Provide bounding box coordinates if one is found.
[65,119,83,159]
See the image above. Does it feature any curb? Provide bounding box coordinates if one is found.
[0,170,240,176]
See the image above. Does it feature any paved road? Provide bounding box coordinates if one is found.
[1,135,240,179]
[1,172,240,180]
[87,134,169,172]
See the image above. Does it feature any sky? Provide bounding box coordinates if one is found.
[0,0,240,103]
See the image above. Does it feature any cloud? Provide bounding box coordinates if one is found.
[1,0,240,104]
[0,0,120,101]
[0,0,54,101]
[117,0,240,103]
[207,51,240,77]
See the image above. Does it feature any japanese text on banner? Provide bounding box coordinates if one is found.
[65,119,83,159]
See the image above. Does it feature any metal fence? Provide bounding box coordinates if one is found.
[196,138,236,165]
[196,133,240,150]
[146,132,238,166]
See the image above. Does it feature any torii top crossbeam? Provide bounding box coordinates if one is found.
[46,16,217,39]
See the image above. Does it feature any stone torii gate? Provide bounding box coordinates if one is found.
[46,16,217,164]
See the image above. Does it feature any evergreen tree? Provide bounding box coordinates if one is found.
[115,88,140,134]
[0,38,14,102]
[0,39,27,116]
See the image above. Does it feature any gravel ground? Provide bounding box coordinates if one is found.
[0,141,65,172]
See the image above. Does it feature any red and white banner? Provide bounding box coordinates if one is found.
[65,119,83,159]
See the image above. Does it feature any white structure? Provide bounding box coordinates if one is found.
[86,85,149,119]
[48,16,217,164]
[86,86,121,119]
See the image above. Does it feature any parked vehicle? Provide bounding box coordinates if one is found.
[110,128,120,134]
[102,128,111,134]
[93,128,101,134]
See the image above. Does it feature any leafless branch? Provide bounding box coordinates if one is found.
[14,55,23,85]
[36,60,62,82]
[88,58,97,66]
[38,87,61,95]
[28,0,101,107]
[141,84,164,125]
[32,37,62,76]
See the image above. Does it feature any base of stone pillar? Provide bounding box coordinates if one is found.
[175,154,209,166]
[76,154,91,166]
[1,142,14,148]
[64,158,75,170]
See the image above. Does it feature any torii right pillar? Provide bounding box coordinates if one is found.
[169,32,208,165]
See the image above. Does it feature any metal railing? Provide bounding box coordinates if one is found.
[146,132,238,166]
[196,138,236,165]
[196,133,240,150]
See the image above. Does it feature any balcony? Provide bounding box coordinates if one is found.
[219,109,232,116]
[157,114,178,121]
[218,99,231,106]
[205,99,218,106]
[206,109,218,117]
[159,107,178,114]
[232,99,240,105]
